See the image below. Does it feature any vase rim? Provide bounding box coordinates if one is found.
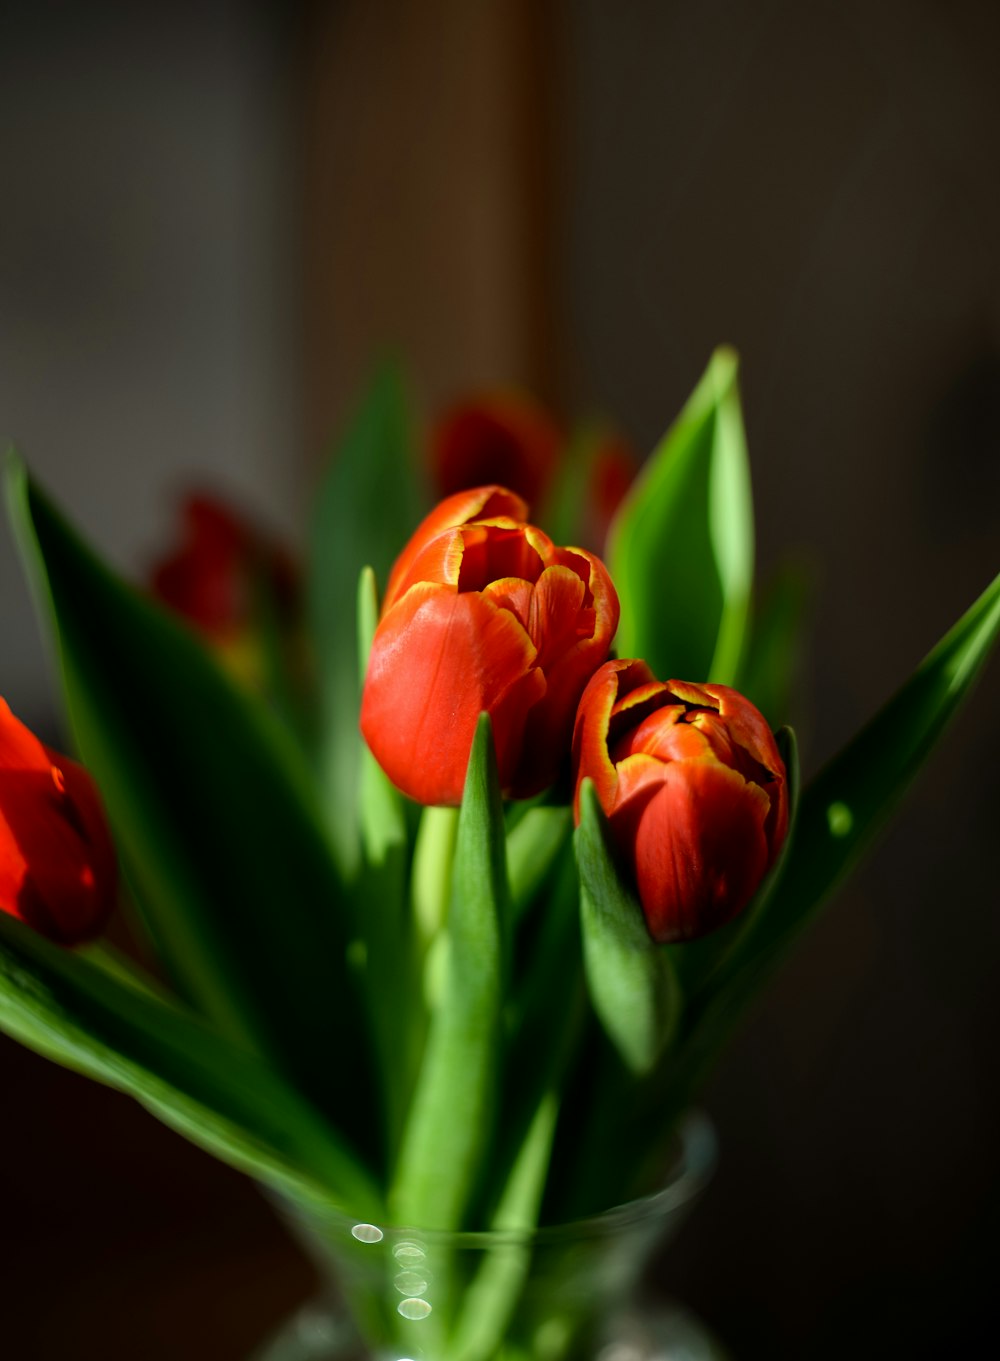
[281,1111,717,1251]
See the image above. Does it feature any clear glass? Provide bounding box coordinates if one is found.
[250,1115,721,1361]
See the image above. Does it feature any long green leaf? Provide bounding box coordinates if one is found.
[356,566,409,873]
[607,348,753,684]
[353,566,419,1162]
[506,804,572,923]
[450,1094,560,1361]
[308,366,424,876]
[0,913,380,1218]
[575,781,680,1076]
[729,571,1000,983]
[6,459,376,1143]
[738,559,813,728]
[660,571,1000,1134]
[488,847,585,1227]
[390,715,508,1230]
[564,733,799,1208]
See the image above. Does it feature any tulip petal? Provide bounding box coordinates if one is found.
[459,524,547,592]
[482,577,535,633]
[610,678,671,719]
[604,667,671,753]
[663,679,720,711]
[0,702,116,945]
[685,710,767,781]
[578,549,621,654]
[610,707,702,766]
[702,683,788,851]
[675,680,783,778]
[611,751,678,808]
[572,662,630,817]
[514,559,619,800]
[614,759,771,943]
[528,564,588,667]
[667,680,788,855]
[384,486,529,611]
[394,525,470,592]
[361,584,545,805]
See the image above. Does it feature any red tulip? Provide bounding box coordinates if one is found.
[573,660,788,943]
[579,432,639,553]
[430,395,562,506]
[0,699,117,945]
[150,492,303,691]
[362,486,620,806]
[150,492,298,643]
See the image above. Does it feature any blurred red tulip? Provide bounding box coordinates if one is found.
[0,699,117,945]
[573,660,788,943]
[581,432,639,552]
[362,486,620,805]
[151,492,298,642]
[430,395,562,506]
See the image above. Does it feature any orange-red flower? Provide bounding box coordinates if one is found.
[430,395,562,506]
[0,699,117,945]
[362,486,620,806]
[573,661,788,943]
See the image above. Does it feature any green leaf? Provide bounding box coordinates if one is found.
[0,912,381,1218]
[607,347,753,684]
[352,566,420,1160]
[488,848,585,1226]
[735,569,1000,978]
[79,940,173,1003]
[6,459,377,1143]
[411,805,460,952]
[308,366,425,876]
[738,559,813,728]
[356,566,408,870]
[390,715,509,1230]
[574,781,680,1076]
[659,572,1000,1136]
[565,733,799,1203]
[542,424,601,548]
[450,1094,559,1361]
[506,804,572,923]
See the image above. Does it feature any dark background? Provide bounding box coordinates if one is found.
[1,2,998,1356]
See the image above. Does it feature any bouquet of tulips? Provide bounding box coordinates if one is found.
[1,350,997,1359]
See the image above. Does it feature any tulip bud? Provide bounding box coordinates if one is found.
[0,699,118,945]
[361,486,620,806]
[573,660,788,943]
[430,394,562,506]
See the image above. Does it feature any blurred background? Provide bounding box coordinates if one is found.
[1,1,998,1356]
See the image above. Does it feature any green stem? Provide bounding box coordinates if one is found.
[412,805,460,950]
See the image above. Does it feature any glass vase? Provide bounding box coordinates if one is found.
[250,1114,721,1361]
